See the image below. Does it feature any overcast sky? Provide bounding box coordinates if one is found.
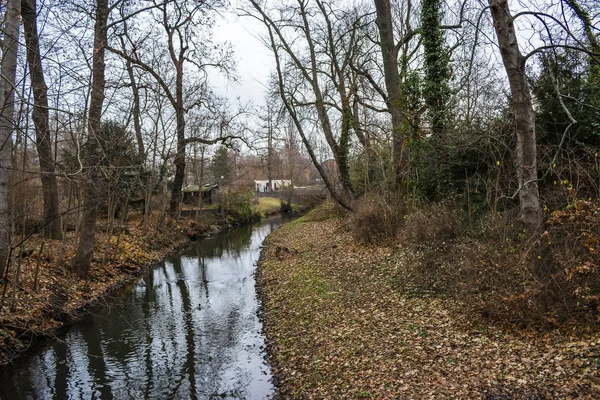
[212,5,273,108]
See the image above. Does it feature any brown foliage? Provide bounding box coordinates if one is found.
[543,200,600,319]
[0,212,212,366]
[350,194,403,244]
[401,203,457,243]
[391,199,600,328]
[472,200,600,327]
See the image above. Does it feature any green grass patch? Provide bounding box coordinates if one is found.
[290,265,334,299]
[255,197,282,215]
[294,202,337,223]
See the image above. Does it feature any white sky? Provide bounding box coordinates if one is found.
[212,6,274,108]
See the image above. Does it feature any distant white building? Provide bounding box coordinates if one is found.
[254,179,291,193]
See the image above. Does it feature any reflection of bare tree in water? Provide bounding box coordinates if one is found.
[84,321,110,398]
[142,272,155,399]
[190,223,254,259]
[198,248,210,300]
[172,255,198,397]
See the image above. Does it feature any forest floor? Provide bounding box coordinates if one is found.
[0,211,236,367]
[257,205,600,399]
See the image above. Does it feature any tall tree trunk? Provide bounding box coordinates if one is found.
[297,1,355,202]
[374,0,408,192]
[422,0,451,199]
[73,0,108,277]
[267,106,273,192]
[421,0,450,137]
[126,60,145,157]
[263,18,352,211]
[168,27,186,216]
[564,0,600,85]
[0,0,21,280]
[22,0,62,240]
[489,0,543,231]
[170,105,185,216]
[338,95,355,198]
[315,0,356,200]
[249,0,355,208]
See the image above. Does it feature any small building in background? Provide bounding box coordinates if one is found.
[182,183,219,204]
[254,179,291,193]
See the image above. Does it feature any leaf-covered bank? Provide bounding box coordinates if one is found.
[257,207,600,399]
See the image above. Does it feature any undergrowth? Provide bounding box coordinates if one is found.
[349,196,600,330]
[219,189,262,224]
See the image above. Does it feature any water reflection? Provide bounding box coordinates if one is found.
[0,216,288,399]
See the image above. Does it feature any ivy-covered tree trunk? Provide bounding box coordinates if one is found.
[338,96,355,199]
[170,102,186,216]
[564,0,600,96]
[564,0,599,51]
[168,23,187,217]
[489,0,543,231]
[421,0,450,135]
[421,0,451,198]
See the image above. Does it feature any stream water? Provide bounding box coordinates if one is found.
[0,216,287,399]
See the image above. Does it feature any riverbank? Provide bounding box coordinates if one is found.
[257,205,600,398]
[0,208,266,367]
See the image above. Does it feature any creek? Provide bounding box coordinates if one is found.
[0,216,288,399]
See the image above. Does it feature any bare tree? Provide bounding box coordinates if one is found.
[107,0,235,216]
[72,0,109,277]
[247,0,369,207]
[22,0,62,240]
[489,0,543,230]
[0,0,21,279]
[248,1,353,210]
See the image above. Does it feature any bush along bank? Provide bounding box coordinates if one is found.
[0,211,247,367]
[256,203,600,399]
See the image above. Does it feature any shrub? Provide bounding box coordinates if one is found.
[480,200,600,327]
[401,203,457,244]
[388,199,600,328]
[543,200,600,320]
[219,189,261,224]
[351,194,403,244]
[280,200,293,213]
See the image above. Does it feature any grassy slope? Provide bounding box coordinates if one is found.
[258,205,600,399]
[256,197,282,215]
